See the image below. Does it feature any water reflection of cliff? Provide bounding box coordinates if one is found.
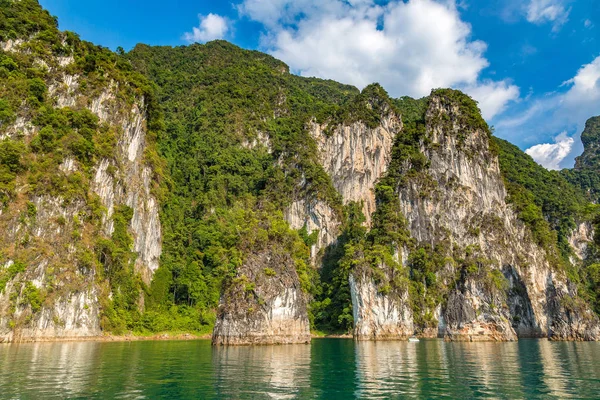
[354,340,529,398]
[2,339,600,398]
[354,341,420,398]
[0,342,103,398]
[213,343,312,399]
[451,341,524,398]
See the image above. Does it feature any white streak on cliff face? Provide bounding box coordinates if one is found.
[59,157,76,174]
[1,116,37,140]
[349,273,413,340]
[0,39,24,52]
[93,159,117,234]
[284,199,340,259]
[241,131,271,153]
[49,74,79,109]
[90,95,162,283]
[309,111,401,226]
[4,289,100,342]
[568,222,594,261]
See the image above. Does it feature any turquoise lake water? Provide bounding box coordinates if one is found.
[1,338,600,399]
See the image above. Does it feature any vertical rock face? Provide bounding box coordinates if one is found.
[0,46,161,341]
[284,199,340,261]
[212,248,311,345]
[0,196,102,342]
[89,96,162,284]
[443,274,516,342]
[394,93,600,341]
[568,222,594,262]
[283,110,400,262]
[309,111,401,227]
[350,273,413,340]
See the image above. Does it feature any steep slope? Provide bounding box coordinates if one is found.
[341,90,600,341]
[0,0,163,341]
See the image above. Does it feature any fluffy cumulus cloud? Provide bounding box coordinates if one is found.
[525,0,570,31]
[464,81,521,122]
[561,56,600,119]
[525,132,574,170]
[238,0,519,120]
[184,14,229,43]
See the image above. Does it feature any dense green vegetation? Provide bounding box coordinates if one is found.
[126,41,363,332]
[495,137,600,312]
[0,0,164,330]
[3,0,600,338]
[494,138,589,261]
[563,116,600,203]
[575,116,600,170]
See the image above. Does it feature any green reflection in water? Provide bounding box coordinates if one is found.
[1,339,599,399]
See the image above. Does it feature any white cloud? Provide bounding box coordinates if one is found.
[238,0,519,120]
[525,131,575,170]
[561,56,600,111]
[525,0,570,31]
[584,19,593,29]
[184,14,229,43]
[464,80,520,120]
[496,56,600,169]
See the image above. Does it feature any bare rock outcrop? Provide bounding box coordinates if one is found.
[212,248,311,345]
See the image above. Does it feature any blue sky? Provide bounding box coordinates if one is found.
[39,0,600,169]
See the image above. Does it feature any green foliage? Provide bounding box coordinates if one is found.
[407,245,450,328]
[0,260,25,294]
[431,88,491,135]
[575,116,600,170]
[312,202,366,332]
[96,205,142,334]
[28,77,46,102]
[0,139,25,205]
[563,168,600,204]
[0,99,15,127]
[21,281,42,313]
[326,83,398,131]
[298,225,319,247]
[0,139,25,173]
[126,40,355,329]
[563,116,600,203]
[0,0,59,42]
[494,137,588,262]
[488,269,509,292]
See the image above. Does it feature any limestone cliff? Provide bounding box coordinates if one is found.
[309,109,401,227]
[350,271,413,340]
[574,116,600,171]
[4,1,600,345]
[283,105,400,260]
[347,90,600,341]
[0,31,161,342]
[212,247,311,345]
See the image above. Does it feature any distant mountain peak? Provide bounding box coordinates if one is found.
[575,115,600,170]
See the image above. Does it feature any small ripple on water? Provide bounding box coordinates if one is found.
[1,339,600,399]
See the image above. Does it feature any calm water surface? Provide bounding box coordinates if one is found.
[1,339,600,399]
